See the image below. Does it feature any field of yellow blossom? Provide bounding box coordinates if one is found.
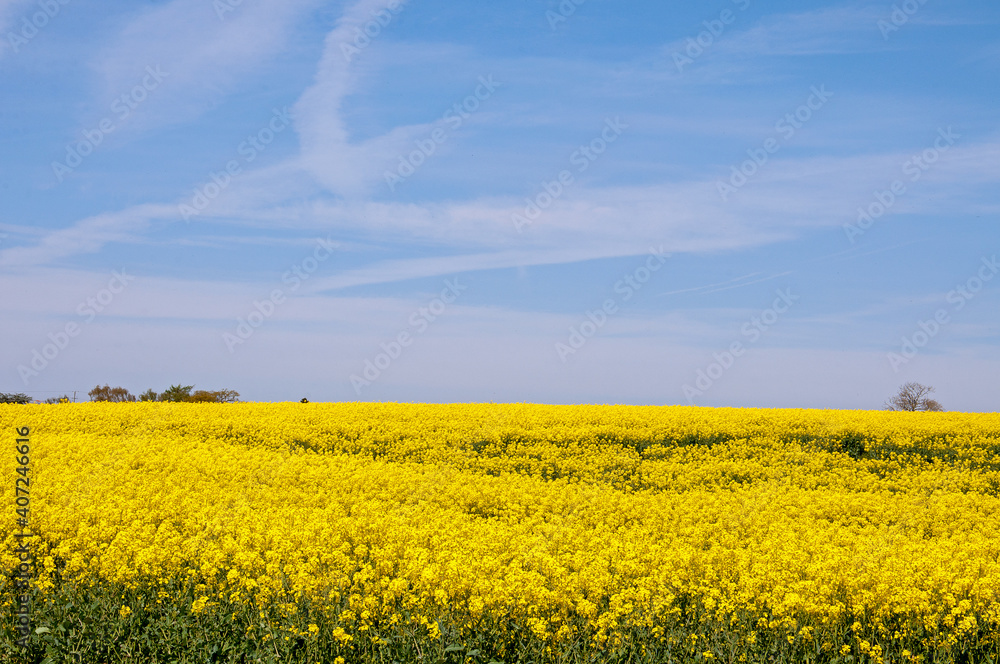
[2,402,1000,663]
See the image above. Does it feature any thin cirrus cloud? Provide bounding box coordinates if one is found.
[291,0,448,199]
[89,0,326,132]
[713,5,887,56]
[0,204,179,268]
[4,2,997,293]
[655,4,885,85]
[3,133,996,279]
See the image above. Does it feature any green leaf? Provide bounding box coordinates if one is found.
[444,644,464,653]
[35,626,51,634]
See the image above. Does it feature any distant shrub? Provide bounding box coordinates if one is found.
[139,389,160,402]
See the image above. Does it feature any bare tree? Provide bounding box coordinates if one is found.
[885,382,944,412]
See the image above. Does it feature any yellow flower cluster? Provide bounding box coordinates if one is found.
[2,402,1000,661]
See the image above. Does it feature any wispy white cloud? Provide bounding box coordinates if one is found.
[658,5,887,85]
[91,0,325,131]
[720,5,887,56]
[0,204,177,268]
[291,0,446,198]
[6,2,998,288]
[5,135,998,276]
[660,4,997,86]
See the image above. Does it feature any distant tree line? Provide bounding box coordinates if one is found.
[89,384,240,403]
[0,393,73,404]
[1,386,239,404]
[4,384,944,411]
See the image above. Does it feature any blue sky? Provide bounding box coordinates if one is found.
[1,0,998,409]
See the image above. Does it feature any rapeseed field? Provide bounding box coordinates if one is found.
[2,403,1000,663]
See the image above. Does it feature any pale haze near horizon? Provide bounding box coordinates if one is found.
[1,0,998,410]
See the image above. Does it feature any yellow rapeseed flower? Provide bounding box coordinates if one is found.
[3,402,1000,661]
